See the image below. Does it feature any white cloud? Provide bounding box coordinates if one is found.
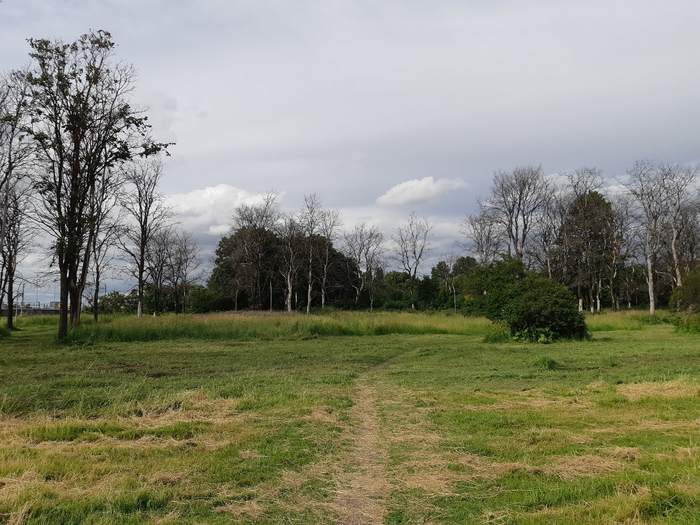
[166,184,269,236]
[377,177,466,206]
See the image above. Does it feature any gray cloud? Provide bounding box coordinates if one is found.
[3,0,700,292]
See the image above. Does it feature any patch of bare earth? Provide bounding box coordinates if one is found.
[334,378,390,525]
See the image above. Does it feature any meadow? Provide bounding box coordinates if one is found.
[1,311,700,524]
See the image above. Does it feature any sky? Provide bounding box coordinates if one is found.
[2,0,700,301]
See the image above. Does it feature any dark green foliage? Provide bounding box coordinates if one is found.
[466,259,587,341]
[463,259,528,319]
[504,275,588,341]
[670,267,700,312]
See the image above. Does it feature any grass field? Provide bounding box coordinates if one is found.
[1,311,700,524]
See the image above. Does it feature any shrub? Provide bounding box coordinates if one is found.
[503,275,588,341]
[466,260,588,342]
[0,326,9,339]
[670,267,700,312]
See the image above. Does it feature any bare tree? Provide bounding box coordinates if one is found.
[0,182,32,329]
[0,71,32,261]
[165,230,200,313]
[277,214,302,312]
[301,194,322,314]
[626,161,668,316]
[318,208,341,309]
[120,159,170,317]
[659,163,698,287]
[464,211,502,264]
[343,223,383,307]
[394,212,431,279]
[232,192,279,309]
[23,31,168,340]
[483,166,549,259]
[145,226,174,315]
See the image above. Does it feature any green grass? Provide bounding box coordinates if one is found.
[65,311,494,342]
[1,311,700,523]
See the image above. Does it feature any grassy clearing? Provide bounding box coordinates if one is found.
[1,311,699,523]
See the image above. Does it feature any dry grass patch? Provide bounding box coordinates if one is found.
[617,379,700,401]
[544,454,623,480]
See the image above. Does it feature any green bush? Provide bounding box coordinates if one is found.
[670,267,700,312]
[0,326,10,338]
[466,259,588,342]
[503,275,588,341]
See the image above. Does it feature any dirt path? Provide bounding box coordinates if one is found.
[334,377,390,525]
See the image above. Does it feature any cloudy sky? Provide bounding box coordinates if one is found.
[2,0,700,299]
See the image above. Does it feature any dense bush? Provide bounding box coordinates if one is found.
[670,267,700,312]
[503,275,588,342]
[466,259,587,342]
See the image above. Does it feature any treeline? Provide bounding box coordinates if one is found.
[197,163,698,316]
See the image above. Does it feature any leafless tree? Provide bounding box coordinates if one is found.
[120,159,170,317]
[626,161,669,315]
[165,230,200,313]
[277,214,302,312]
[0,71,32,261]
[89,175,122,322]
[659,163,698,287]
[234,192,279,231]
[0,182,32,329]
[483,166,549,259]
[301,193,322,314]
[343,223,384,308]
[464,211,503,264]
[145,226,174,315]
[318,208,341,309]
[394,212,431,279]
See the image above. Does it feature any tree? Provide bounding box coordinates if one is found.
[231,193,279,309]
[277,214,302,312]
[659,163,698,287]
[626,161,668,316]
[464,211,502,264]
[483,166,549,260]
[301,193,322,314]
[0,183,31,330]
[394,212,431,279]
[145,226,174,315]
[23,31,168,340]
[557,191,615,313]
[343,223,384,307]
[165,230,200,313]
[318,208,340,309]
[120,159,170,317]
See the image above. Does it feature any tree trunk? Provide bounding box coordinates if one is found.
[646,253,656,316]
[137,259,144,318]
[671,226,682,287]
[58,270,69,342]
[93,267,100,322]
[306,264,312,315]
[6,266,14,331]
[285,277,292,312]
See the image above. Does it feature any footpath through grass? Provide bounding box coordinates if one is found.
[0,311,699,523]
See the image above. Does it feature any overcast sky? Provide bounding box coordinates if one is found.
[3,0,700,300]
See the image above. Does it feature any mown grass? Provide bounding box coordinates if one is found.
[1,311,699,523]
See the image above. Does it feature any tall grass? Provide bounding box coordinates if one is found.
[67,311,494,343]
[585,310,673,332]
